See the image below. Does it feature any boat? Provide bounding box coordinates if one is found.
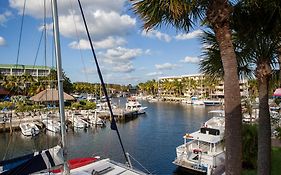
[71,113,89,128]
[0,1,150,174]
[173,114,225,175]
[19,122,40,137]
[208,110,225,117]
[191,96,204,105]
[87,110,105,126]
[125,97,147,114]
[203,99,223,106]
[42,118,61,133]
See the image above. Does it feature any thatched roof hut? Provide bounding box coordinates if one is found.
[30,89,75,102]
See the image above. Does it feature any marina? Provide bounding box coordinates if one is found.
[0,99,218,174]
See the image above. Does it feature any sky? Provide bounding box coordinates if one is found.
[0,0,205,85]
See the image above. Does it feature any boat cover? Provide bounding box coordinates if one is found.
[0,145,63,175]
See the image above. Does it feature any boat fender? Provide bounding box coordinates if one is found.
[31,128,36,136]
[92,169,99,175]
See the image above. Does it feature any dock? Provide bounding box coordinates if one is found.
[0,107,142,133]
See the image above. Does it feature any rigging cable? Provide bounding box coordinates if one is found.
[15,0,27,66]
[69,0,89,82]
[76,0,129,164]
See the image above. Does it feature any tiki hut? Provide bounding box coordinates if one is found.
[30,89,75,104]
[0,86,10,100]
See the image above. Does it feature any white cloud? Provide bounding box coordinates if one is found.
[10,0,136,40]
[155,62,178,70]
[9,0,126,18]
[111,63,135,73]
[175,30,203,40]
[69,39,90,50]
[94,37,126,49]
[0,11,12,26]
[0,36,6,46]
[94,47,144,74]
[69,37,126,50]
[146,71,163,76]
[180,56,200,63]
[100,47,143,63]
[141,29,171,42]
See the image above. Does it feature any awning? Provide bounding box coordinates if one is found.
[273,88,281,97]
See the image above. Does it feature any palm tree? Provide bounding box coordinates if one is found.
[233,2,281,174]
[200,1,281,173]
[131,1,243,173]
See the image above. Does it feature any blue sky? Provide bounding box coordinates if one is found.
[0,0,205,85]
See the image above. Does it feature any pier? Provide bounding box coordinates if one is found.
[0,107,141,133]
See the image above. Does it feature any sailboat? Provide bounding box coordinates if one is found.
[0,1,149,174]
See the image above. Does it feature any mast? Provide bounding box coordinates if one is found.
[51,0,69,174]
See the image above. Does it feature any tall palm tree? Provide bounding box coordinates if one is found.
[131,1,243,173]
[200,1,281,173]
[233,1,281,174]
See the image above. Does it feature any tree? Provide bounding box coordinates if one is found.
[233,2,281,174]
[131,1,243,173]
[200,1,281,173]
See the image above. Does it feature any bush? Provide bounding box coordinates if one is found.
[242,124,258,169]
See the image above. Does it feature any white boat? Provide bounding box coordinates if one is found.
[42,118,61,133]
[19,122,40,136]
[191,96,205,105]
[126,97,147,114]
[173,115,225,175]
[208,110,225,117]
[71,113,89,128]
[203,99,223,106]
[87,110,105,126]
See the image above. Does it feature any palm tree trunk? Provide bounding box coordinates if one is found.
[215,25,242,175]
[257,65,271,175]
[208,1,243,174]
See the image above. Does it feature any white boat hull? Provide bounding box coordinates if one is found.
[19,122,40,136]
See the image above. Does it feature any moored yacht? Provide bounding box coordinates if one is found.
[173,115,225,175]
[125,97,147,114]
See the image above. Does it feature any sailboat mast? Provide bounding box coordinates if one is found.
[51,0,69,174]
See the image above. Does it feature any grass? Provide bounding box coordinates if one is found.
[242,147,281,175]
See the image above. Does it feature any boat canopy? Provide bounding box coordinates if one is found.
[190,131,223,144]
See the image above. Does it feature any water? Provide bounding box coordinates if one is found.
[0,98,221,174]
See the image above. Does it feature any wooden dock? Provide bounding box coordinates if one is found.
[0,107,141,133]
[0,115,44,133]
[95,108,140,121]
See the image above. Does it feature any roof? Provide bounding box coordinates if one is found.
[30,89,75,102]
[0,64,51,70]
[190,131,223,144]
[0,88,10,95]
[273,88,281,97]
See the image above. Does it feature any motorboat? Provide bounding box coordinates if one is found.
[173,116,225,175]
[191,96,204,105]
[42,118,61,133]
[208,110,225,117]
[19,122,40,137]
[87,110,105,126]
[203,99,223,106]
[125,97,147,114]
[71,113,89,128]
[0,1,150,174]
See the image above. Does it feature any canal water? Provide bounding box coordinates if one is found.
[0,98,222,174]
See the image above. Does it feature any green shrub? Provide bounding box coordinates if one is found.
[242,124,258,169]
